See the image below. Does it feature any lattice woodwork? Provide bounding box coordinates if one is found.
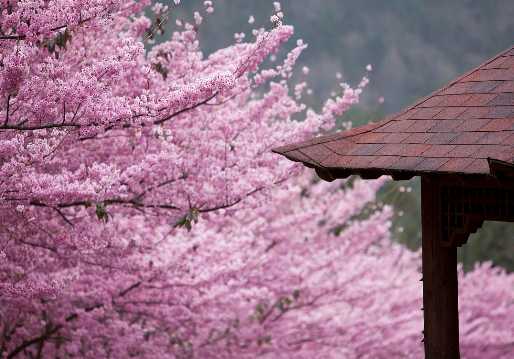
[441,185,514,247]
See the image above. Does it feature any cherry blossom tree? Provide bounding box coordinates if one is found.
[1,0,514,357]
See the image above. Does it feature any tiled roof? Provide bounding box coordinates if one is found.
[273,45,514,180]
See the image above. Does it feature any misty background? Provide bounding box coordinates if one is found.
[160,0,514,271]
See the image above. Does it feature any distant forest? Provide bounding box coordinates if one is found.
[170,0,513,118]
[162,0,514,271]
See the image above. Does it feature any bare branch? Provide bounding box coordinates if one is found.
[18,239,57,253]
[142,6,174,45]
[53,207,75,227]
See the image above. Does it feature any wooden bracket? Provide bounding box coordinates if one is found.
[315,167,335,182]
[444,217,484,247]
[440,184,514,247]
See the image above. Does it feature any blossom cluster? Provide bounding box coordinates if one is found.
[1,0,514,358]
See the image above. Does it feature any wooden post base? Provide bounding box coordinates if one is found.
[421,177,460,358]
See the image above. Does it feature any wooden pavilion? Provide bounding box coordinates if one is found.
[272,45,514,358]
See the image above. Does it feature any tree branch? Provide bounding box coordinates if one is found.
[7,325,62,359]
[2,94,10,127]
[119,281,143,297]
[153,93,218,125]
[18,239,57,253]
[0,20,90,41]
[53,207,75,227]
[1,122,79,130]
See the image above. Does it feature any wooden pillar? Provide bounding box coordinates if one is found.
[421,177,460,358]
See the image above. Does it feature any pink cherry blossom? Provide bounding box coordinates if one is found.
[1,1,513,358]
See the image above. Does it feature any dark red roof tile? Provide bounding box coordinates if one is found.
[272,131,345,154]
[396,144,432,157]
[502,49,514,56]
[476,132,512,144]
[471,68,514,81]
[432,107,467,119]
[376,120,415,133]
[339,121,384,137]
[471,145,510,158]
[453,119,491,132]
[321,154,355,168]
[349,143,384,156]
[401,132,435,144]
[504,122,514,131]
[499,57,514,68]
[463,159,490,173]
[461,71,480,82]
[500,68,514,80]
[349,132,372,142]
[348,133,364,142]
[381,132,411,143]
[393,108,421,120]
[404,119,440,132]
[445,145,483,158]
[484,106,514,119]
[494,146,514,162]
[354,132,388,144]
[483,56,509,69]
[416,158,450,171]
[479,118,514,131]
[420,144,456,157]
[466,81,501,94]
[418,96,446,108]
[283,149,314,165]
[272,142,302,154]
[437,94,472,107]
[324,139,360,155]
[368,156,401,168]
[425,133,460,144]
[500,133,514,145]
[428,119,465,132]
[457,107,493,119]
[410,107,444,119]
[439,82,476,95]
[346,156,378,168]
[461,94,498,106]
[297,132,343,147]
[374,144,409,156]
[449,132,486,144]
[437,158,475,172]
[494,81,514,93]
[298,144,333,164]
[485,93,514,106]
[391,156,424,170]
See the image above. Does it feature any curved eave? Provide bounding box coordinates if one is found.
[313,165,487,182]
[279,158,514,187]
